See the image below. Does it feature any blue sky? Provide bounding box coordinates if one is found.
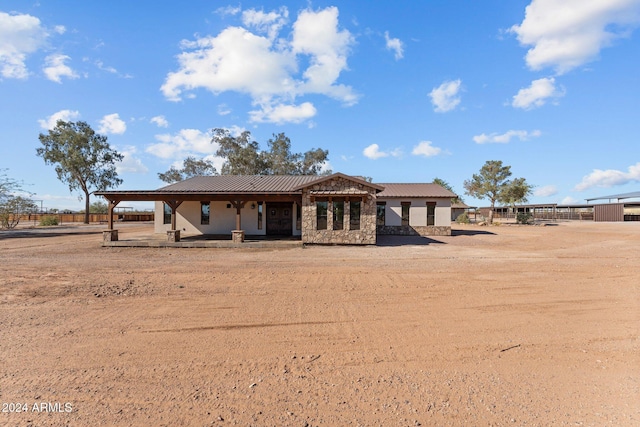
[2,0,639,211]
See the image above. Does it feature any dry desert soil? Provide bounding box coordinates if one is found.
[0,221,638,426]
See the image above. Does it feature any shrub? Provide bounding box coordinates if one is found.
[39,216,59,226]
[516,212,533,225]
[455,212,470,224]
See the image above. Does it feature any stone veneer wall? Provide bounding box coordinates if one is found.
[377,225,451,236]
[301,177,377,245]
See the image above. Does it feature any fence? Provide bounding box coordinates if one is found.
[14,213,154,224]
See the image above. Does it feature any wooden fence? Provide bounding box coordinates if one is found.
[14,213,154,224]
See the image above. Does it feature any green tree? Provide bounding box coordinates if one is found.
[499,177,533,222]
[432,177,463,204]
[89,200,109,214]
[37,120,123,224]
[211,128,330,175]
[0,169,35,229]
[463,160,513,224]
[158,156,218,184]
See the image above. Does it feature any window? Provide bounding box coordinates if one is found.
[350,200,361,230]
[376,202,386,226]
[333,200,344,230]
[296,203,301,230]
[201,202,210,225]
[401,202,411,226]
[257,202,263,230]
[427,202,436,226]
[163,203,171,225]
[316,201,328,230]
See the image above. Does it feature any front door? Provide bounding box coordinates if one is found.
[266,203,293,236]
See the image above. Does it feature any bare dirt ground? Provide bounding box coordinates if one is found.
[1,221,638,426]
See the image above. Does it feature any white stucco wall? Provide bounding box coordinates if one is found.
[154,200,301,235]
[378,199,451,227]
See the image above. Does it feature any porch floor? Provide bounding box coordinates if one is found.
[102,233,302,249]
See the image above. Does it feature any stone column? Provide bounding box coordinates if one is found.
[231,230,245,243]
[103,229,118,241]
[167,230,180,242]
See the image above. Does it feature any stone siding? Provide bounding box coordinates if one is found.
[377,225,451,236]
[301,177,377,245]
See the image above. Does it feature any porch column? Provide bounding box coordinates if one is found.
[165,200,183,242]
[103,199,120,242]
[230,200,246,243]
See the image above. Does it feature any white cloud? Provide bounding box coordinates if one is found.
[512,77,564,109]
[534,185,558,197]
[363,143,401,160]
[161,6,357,124]
[560,196,579,205]
[473,129,541,144]
[429,79,462,112]
[0,11,49,79]
[217,104,231,116]
[146,129,216,160]
[384,31,404,60]
[249,102,316,124]
[575,162,640,191]
[38,109,80,130]
[242,7,289,40]
[510,0,640,74]
[43,54,78,83]
[97,113,127,135]
[411,141,442,157]
[54,25,66,35]
[150,115,169,128]
[116,146,148,174]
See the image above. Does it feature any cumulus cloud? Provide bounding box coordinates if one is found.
[512,77,564,109]
[411,141,442,157]
[161,6,357,124]
[242,7,289,40]
[534,185,558,197]
[43,54,78,83]
[38,109,80,130]
[116,145,148,174]
[97,113,127,135]
[473,129,541,144]
[575,162,640,191]
[560,196,579,205]
[150,115,169,128]
[0,11,49,79]
[363,144,401,160]
[146,129,217,160]
[249,102,316,124]
[429,79,462,112]
[384,31,404,60]
[510,0,640,74]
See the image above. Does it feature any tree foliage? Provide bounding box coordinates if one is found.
[0,169,35,229]
[432,177,463,204]
[158,156,218,184]
[37,120,123,224]
[211,128,330,176]
[464,160,532,224]
[89,200,109,214]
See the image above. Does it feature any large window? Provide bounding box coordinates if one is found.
[427,202,436,226]
[257,202,263,230]
[316,200,328,230]
[201,202,210,225]
[296,202,301,230]
[333,200,344,230]
[163,203,171,225]
[376,202,386,226]
[401,202,411,226]
[350,200,361,230]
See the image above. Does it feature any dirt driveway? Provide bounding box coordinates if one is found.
[1,221,638,426]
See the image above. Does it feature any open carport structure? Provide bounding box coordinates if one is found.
[586,191,640,222]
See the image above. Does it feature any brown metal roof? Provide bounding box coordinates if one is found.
[158,175,320,193]
[377,183,456,199]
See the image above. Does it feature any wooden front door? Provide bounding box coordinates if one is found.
[266,203,293,236]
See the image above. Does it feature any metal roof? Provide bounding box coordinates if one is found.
[586,190,640,202]
[377,183,457,199]
[158,175,319,193]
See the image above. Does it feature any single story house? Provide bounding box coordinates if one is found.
[96,172,456,245]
